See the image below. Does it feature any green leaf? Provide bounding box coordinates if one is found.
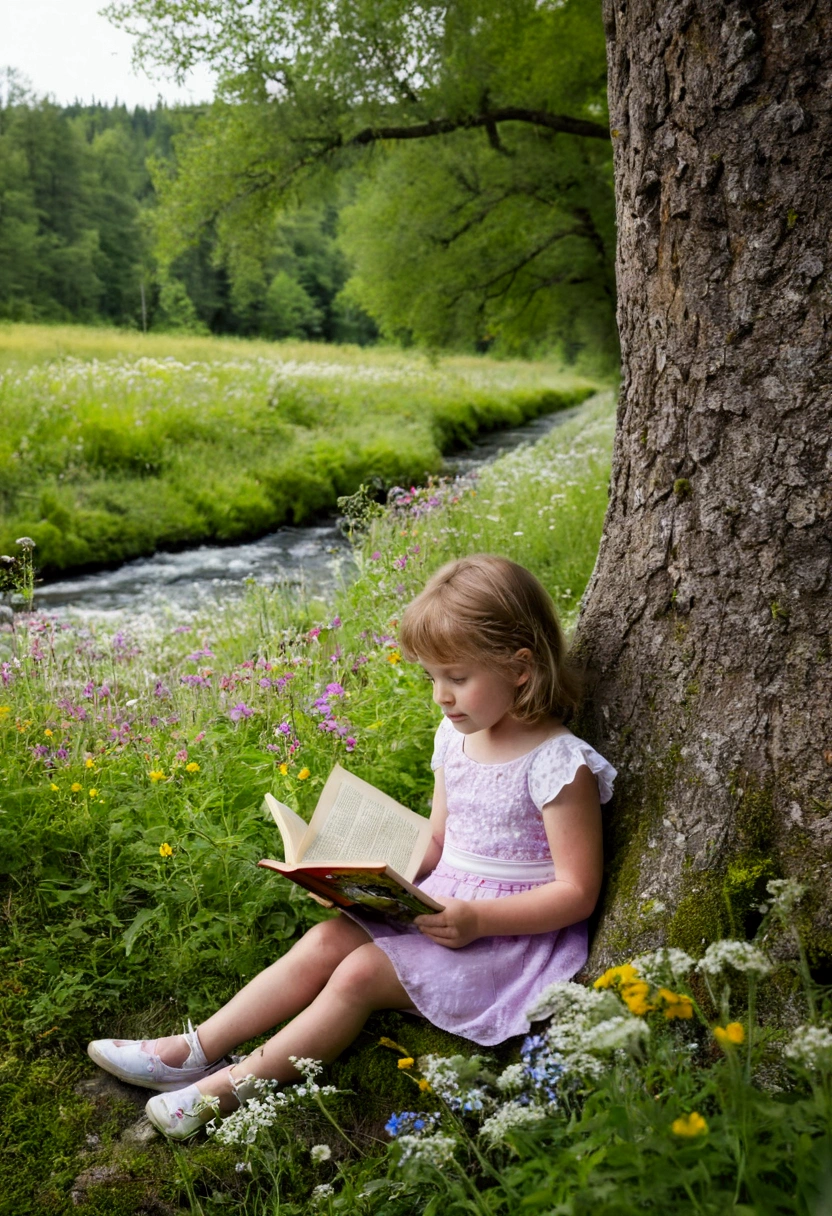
[122,906,161,956]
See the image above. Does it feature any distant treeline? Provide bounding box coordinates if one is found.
[0,81,376,343]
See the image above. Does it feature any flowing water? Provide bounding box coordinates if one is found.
[35,405,582,620]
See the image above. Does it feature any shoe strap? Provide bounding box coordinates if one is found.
[181,1019,209,1069]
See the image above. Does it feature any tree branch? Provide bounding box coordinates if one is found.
[345,107,609,147]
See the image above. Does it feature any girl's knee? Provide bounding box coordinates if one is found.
[325,944,392,1006]
[300,916,367,969]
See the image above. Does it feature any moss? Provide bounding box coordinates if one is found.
[673,478,692,499]
[668,872,728,954]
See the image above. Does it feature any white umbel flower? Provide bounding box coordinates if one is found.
[697,941,773,977]
[784,1026,832,1072]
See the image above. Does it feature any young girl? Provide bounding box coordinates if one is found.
[88,555,616,1139]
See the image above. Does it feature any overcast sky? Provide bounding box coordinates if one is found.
[2,0,215,108]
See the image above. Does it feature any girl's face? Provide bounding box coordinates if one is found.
[421,657,523,735]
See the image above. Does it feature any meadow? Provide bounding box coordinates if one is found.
[1,381,829,1215]
[0,324,597,577]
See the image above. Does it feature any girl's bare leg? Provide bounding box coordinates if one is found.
[194,941,411,1111]
[149,916,372,1065]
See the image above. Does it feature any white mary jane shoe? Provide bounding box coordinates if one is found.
[87,1022,228,1092]
[145,1083,221,1140]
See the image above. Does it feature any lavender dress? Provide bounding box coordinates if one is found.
[346,717,617,1046]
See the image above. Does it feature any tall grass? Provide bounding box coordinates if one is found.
[0,323,599,576]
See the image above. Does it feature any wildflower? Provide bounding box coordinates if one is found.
[279,762,289,776]
[632,948,695,985]
[784,1025,832,1071]
[89,789,98,798]
[397,1057,414,1070]
[671,1111,708,1137]
[85,757,95,769]
[311,1183,335,1206]
[764,878,806,917]
[387,649,401,664]
[44,728,53,737]
[370,551,381,561]
[698,940,773,977]
[0,707,10,716]
[385,1111,439,1137]
[149,769,166,782]
[298,767,310,780]
[50,783,59,791]
[229,702,255,722]
[395,1132,457,1167]
[310,1144,332,1163]
[159,842,173,858]
[418,1078,431,1092]
[480,1102,547,1145]
[185,762,200,773]
[659,989,694,1020]
[594,963,639,989]
[714,1022,745,1046]
[71,782,82,792]
[619,980,655,1016]
[15,537,35,549]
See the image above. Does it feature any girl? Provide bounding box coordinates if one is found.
[88,555,616,1139]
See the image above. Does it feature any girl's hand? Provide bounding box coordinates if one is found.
[414,898,481,949]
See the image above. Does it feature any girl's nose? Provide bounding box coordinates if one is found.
[433,681,452,706]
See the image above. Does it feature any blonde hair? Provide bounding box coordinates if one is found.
[399,555,581,723]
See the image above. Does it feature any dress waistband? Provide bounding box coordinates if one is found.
[441,842,555,882]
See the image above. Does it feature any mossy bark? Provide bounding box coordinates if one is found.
[576,0,832,972]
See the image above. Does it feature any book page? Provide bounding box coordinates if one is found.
[263,793,308,865]
[302,779,424,877]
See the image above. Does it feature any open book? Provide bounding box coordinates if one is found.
[258,764,444,922]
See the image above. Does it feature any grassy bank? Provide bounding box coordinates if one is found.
[0,323,598,577]
[2,387,828,1215]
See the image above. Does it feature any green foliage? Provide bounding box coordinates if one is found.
[0,324,597,576]
[109,0,616,356]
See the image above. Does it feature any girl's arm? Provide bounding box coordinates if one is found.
[414,765,602,948]
[413,768,448,881]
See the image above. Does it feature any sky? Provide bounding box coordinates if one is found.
[2,0,215,108]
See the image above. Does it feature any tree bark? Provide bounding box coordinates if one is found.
[577,0,832,969]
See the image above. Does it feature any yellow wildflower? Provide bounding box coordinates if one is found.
[159,842,173,858]
[659,989,694,1020]
[714,1022,745,1046]
[89,789,98,798]
[85,757,95,769]
[418,1079,432,1092]
[620,980,655,1016]
[149,769,165,782]
[50,783,59,792]
[44,728,53,737]
[671,1112,708,1137]
[387,650,401,664]
[594,963,639,990]
[185,762,200,773]
[298,767,310,780]
[378,1037,406,1051]
[279,762,289,776]
[71,782,82,793]
[0,706,10,716]
[397,1057,414,1070]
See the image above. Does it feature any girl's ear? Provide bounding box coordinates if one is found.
[513,648,532,686]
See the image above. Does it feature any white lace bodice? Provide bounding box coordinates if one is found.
[431,715,616,861]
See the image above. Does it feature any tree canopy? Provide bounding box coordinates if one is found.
[107,0,617,356]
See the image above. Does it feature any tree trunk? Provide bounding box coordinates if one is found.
[577,0,832,971]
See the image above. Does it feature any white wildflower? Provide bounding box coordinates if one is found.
[395,1132,458,1167]
[631,947,695,985]
[526,979,618,1023]
[784,1025,832,1072]
[480,1101,548,1145]
[310,1182,335,1206]
[495,1063,526,1092]
[581,1016,650,1054]
[764,879,806,917]
[310,1143,332,1164]
[697,940,773,977]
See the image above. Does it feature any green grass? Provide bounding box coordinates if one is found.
[0,322,599,577]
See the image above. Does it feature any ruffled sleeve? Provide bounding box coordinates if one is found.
[430,715,455,771]
[528,734,616,809]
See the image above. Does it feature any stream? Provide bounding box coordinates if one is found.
[35,404,582,620]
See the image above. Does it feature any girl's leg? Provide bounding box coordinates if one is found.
[194,941,410,1110]
[149,915,371,1065]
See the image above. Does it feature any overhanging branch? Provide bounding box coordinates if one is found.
[345,107,609,147]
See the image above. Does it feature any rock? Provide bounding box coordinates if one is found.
[121,1115,159,1146]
